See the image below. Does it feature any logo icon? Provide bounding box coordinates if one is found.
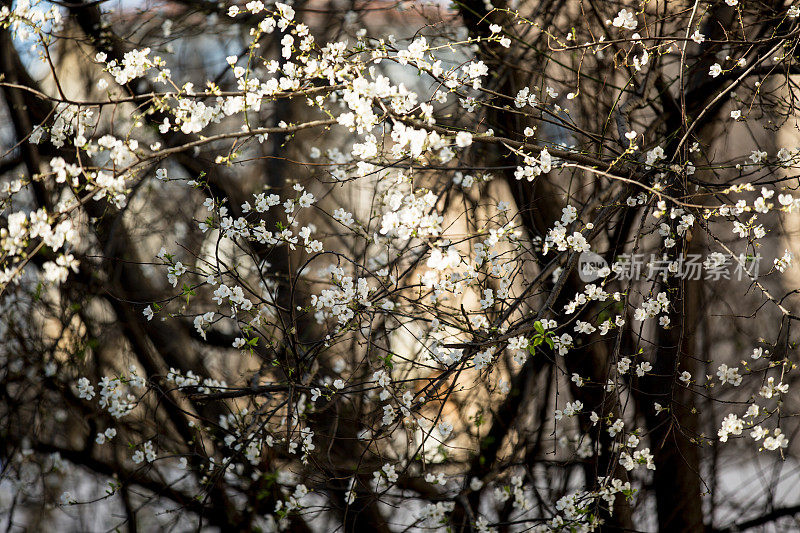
[578,251,608,282]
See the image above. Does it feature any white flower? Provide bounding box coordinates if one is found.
[718,413,743,442]
[709,63,722,77]
[745,405,759,418]
[378,463,398,484]
[612,9,638,30]
[775,249,793,272]
[382,405,395,426]
[466,61,488,80]
[636,361,652,377]
[751,425,768,441]
[750,150,767,164]
[555,400,583,420]
[608,418,624,437]
[716,364,742,386]
[77,377,95,400]
[455,131,473,148]
[646,146,665,166]
[763,429,789,450]
[437,421,453,439]
[759,377,788,399]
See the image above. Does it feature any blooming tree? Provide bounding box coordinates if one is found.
[2,0,800,531]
